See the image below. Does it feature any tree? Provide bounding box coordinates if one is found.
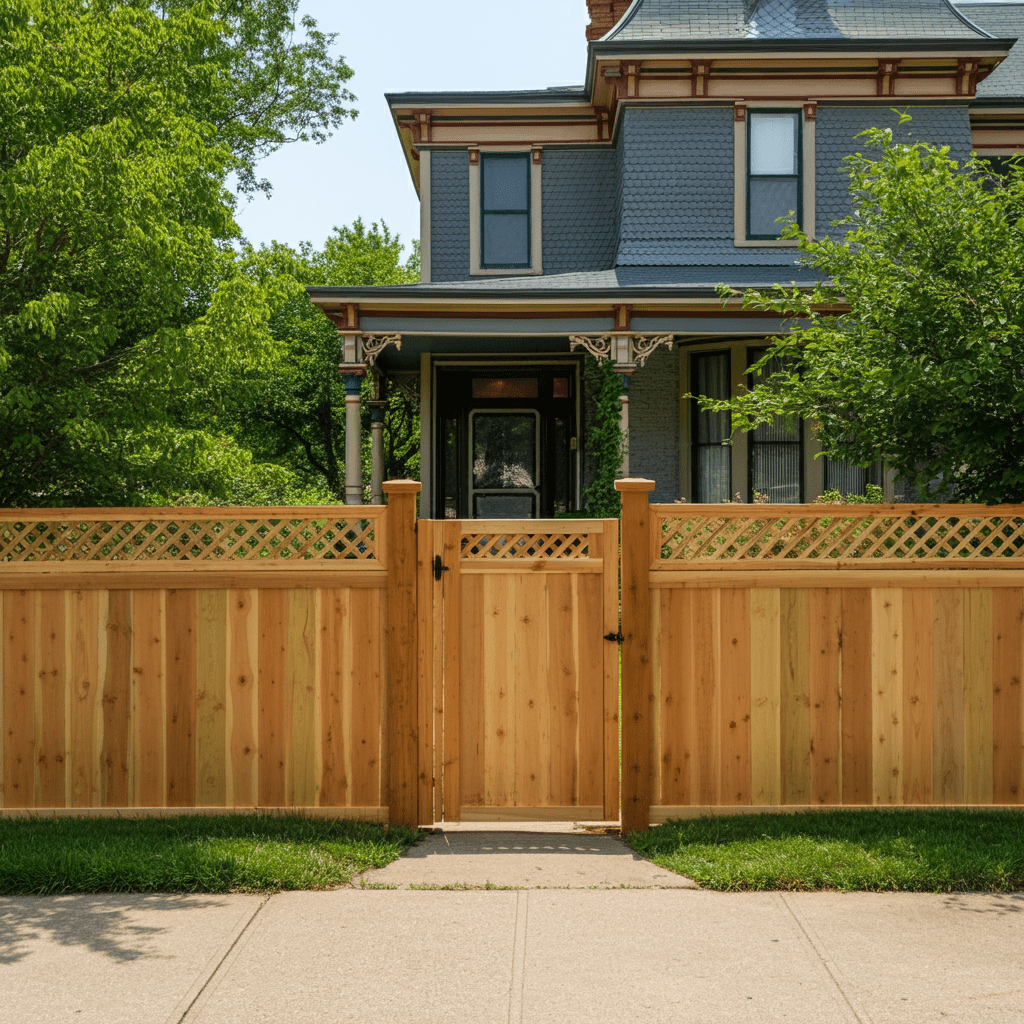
[0,0,356,507]
[710,115,1024,505]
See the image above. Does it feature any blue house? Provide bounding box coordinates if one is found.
[307,0,1024,515]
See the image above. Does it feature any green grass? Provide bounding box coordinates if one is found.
[624,809,1024,892]
[0,814,420,895]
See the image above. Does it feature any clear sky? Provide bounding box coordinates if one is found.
[233,1,591,260]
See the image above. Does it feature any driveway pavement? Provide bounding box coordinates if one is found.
[2,824,1022,1024]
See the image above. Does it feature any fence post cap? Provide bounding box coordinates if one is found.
[615,478,656,493]
[382,480,422,495]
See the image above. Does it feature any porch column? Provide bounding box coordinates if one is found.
[616,370,632,479]
[339,366,366,505]
[368,400,388,505]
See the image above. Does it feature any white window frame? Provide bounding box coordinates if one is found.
[734,102,816,247]
[469,146,543,276]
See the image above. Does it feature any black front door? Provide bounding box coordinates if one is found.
[435,365,579,519]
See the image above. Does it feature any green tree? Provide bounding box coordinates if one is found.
[0,0,355,507]
[710,116,1024,505]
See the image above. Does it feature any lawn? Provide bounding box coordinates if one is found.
[624,809,1024,892]
[0,814,420,895]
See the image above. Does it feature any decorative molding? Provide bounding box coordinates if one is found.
[690,61,711,99]
[360,334,403,367]
[413,110,433,144]
[803,102,817,122]
[958,58,981,97]
[387,371,421,404]
[569,333,675,370]
[876,59,901,97]
[734,103,747,122]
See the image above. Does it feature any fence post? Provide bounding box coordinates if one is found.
[616,478,656,833]
[382,479,421,826]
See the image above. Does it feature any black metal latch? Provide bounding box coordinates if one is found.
[433,555,449,582]
[604,631,625,644]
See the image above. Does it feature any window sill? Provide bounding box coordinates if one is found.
[470,267,544,277]
[733,238,803,248]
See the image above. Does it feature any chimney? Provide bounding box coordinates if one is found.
[586,0,633,41]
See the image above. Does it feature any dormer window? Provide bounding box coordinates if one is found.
[469,147,543,276]
[482,153,531,268]
[747,111,802,240]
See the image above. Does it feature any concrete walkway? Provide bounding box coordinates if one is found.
[2,826,1023,1024]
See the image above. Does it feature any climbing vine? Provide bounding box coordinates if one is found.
[582,356,624,517]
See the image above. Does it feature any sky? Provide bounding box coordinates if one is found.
[233,1,591,260]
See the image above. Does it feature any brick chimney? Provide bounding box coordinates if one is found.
[586,0,633,41]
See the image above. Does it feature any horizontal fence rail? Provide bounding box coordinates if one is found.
[0,507,383,563]
[653,504,1024,569]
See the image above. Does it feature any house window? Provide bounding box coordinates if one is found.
[692,352,732,503]
[747,111,802,240]
[748,348,803,502]
[481,153,531,268]
[823,457,883,497]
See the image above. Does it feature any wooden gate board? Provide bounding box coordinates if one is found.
[420,519,620,823]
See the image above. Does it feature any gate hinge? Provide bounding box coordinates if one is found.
[604,631,625,644]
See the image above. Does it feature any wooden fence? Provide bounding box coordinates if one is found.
[616,482,1024,831]
[0,483,421,820]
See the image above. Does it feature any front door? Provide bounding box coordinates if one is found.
[434,364,579,519]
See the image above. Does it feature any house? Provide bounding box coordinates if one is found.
[306,0,1024,515]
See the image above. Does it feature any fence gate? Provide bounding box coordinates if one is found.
[418,519,620,823]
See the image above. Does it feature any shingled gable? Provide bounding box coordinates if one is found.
[307,0,1024,513]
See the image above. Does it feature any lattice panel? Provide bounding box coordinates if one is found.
[0,517,378,562]
[461,532,591,559]
[658,512,1024,563]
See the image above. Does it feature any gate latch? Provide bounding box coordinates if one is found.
[604,631,625,644]
[433,555,450,582]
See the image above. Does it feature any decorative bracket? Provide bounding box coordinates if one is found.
[569,333,675,370]
[359,334,402,367]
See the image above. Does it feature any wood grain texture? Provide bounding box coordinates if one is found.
[719,588,751,806]
[901,588,934,805]
[196,590,228,807]
[658,587,691,806]
[750,588,781,805]
[416,523,436,824]
[165,590,197,808]
[320,588,350,808]
[441,521,461,822]
[227,589,258,806]
[36,591,66,808]
[460,573,486,807]
[481,572,514,808]
[101,591,131,808]
[871,589,903,805]
[808,589,841,805]
[841,588,873,804]
[992,588,1023,803]
[68,590,101,808]
[132,591,165,807]
[578,572,604,809]
[602,521,620,820]
[4,592,35,808]
[258,589,288,807]
[932,590,965,802]
[288,589,319,808]
[963,589,994,804]
[780,589,811,805]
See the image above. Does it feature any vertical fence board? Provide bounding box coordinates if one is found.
[659,587,692,805]
[602,521,620,820]
[547,572,577,805]
[288,589,319,808]
[750,588,782,805]
[37,591,66,808]
[693,588,720,806]
[441,521,461,821]
[841,588,873,805]
[578,573,604,808]
[320,588,350,807]
[481,573,513,807]
[196,590,228,807]
[165,590,197,808]
[963,589,994,804]
[4,591,35,808]
[992,588,1023,803]
[101,591,131,808]
[516,574,549,807]
[902,588,934,805]
[258,589,289,807]
[416,525,436,824]
[871,589,903,805]
[809,588,841,805]
[650,592,663,808]
[68,590,101,808]
[780,589,811,805]
[227,589,258,807]
[719,588,751,806]
[933,590,965,803]
[351,587,383,808]
[461,574,486,808]
[132,590,165,807]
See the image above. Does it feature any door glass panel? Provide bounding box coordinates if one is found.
[474,494,537,518]
[472,413,537,489]
[472,378,538,399]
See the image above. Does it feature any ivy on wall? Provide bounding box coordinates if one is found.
[581,356,624,517]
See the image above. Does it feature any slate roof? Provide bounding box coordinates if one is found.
[603,0,994,41]
[955,3,1024,97]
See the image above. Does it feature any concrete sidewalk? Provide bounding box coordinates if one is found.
[2,829,1023,1024]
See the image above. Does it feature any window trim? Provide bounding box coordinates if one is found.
[479,151,532,270]
[469,147,543,276]
[746,109,803,242]
[734,103,815,248]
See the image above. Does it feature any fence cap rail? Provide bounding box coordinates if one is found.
[651,503,1024,517]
